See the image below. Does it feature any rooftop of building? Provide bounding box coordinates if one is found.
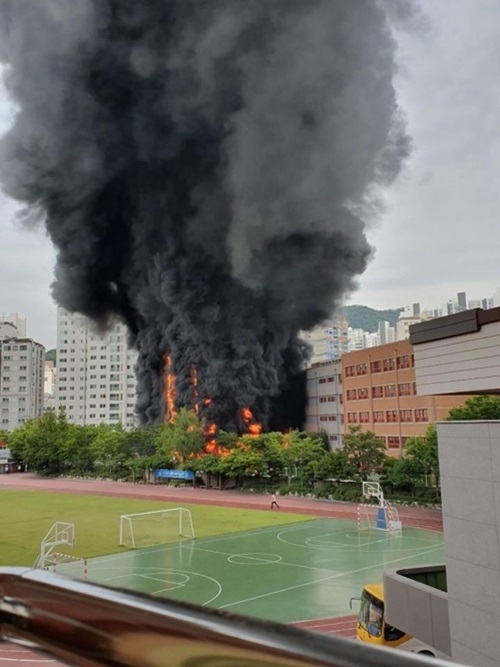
[409,306,500,345]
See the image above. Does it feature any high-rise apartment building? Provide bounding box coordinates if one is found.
[378,320,395,345]
[44,360,57,413]
[56,307,138,428]
[341,340,470,456]
[304,360,344,449]
[0,336,45,430]
[303,318,349,366]
[0,313,26,338]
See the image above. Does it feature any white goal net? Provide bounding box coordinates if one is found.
[119,507,195,549]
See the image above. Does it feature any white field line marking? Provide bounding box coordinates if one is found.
[87,521,320,568]
[97,567,223,607]
[186,545,342,575]
[277,528,442,554]
[216,545,442,610]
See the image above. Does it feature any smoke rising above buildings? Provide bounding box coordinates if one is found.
[0,0,412,431]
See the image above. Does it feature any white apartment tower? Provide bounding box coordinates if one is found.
[303,318,349,366]
[304,360,344,449]
[0,336,45,430]
[56,307,138,428]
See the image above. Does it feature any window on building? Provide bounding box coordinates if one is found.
[356,363,368,375]
[329,435,338,442]
[383,358,395,372]
[327,396,336,402]
[397,355,410,370]
[359,411,370,423]
[372,386,384,399]
[347,412,358,424]
[370,360,382,373]
[413,382,417,395]
[411,354,415,367]
[328,415,336,421]
[384,384,397,398]
[400,409,413,422]
[415,408,428,422]
[319,416,328,422]
[346,389,357,401]
[319,397,327,403]
[387,436,400,449]
[345,365,355,377]
[398,383,412,396]
[373,411,384,423]
[386,410,398,423]
[357,387,369,399]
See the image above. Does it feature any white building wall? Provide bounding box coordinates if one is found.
[304,360,344,449]
[56,307,138,428]
[437,421,500,667]
[0,313,26,338]
[414,320,500,396]
[0,338,45,430]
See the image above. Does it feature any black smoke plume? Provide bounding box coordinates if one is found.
[0,1,411,432]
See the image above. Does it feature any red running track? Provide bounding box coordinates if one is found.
[0,474,442,664]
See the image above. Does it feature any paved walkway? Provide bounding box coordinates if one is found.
[0,473,443,665]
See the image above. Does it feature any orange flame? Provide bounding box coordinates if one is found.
[241,407,262,436]
[191,366,199,414]
[165,356,177,422]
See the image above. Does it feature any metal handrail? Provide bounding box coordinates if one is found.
[0,567,458,667]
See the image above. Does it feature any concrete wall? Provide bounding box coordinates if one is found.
[438,420,500,667]
[384,566,450,656]
[414,321,500,396]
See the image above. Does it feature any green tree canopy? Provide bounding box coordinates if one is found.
[447,395,500,420]
[342,426,386,481]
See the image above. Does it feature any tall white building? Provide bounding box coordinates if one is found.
[0,336,45,430]
[0,313,26,338]
[378,320,395,345]
[304,360,344,449]
[56,307,138,428]
[303,318,349,366]
[44,360,57,413]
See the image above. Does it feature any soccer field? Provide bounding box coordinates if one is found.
[58,517,444,623]
[0,489,311,566]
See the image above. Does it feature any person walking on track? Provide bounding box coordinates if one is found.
[270,493,280,510]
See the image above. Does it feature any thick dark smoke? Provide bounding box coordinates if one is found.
[0,1,412,432]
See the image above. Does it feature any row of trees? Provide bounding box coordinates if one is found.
[1,396,497,500]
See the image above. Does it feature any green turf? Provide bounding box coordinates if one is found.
[59,518,445,623]
[0,489,312,566]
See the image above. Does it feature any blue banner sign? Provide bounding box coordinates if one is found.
[153,469,194,480]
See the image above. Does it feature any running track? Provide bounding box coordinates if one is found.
[0,474,443,665]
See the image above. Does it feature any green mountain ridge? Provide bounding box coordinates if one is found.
[340,305,404,333]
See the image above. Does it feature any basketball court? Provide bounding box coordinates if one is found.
[56,516,444,624]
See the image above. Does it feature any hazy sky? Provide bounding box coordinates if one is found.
[1,0,499,348]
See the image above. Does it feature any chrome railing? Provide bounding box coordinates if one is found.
[0,567,457,667]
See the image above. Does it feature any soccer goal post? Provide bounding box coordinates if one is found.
[119,507,195,549]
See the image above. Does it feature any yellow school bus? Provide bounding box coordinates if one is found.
[352,583,443,657]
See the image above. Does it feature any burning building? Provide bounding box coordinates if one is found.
[0,1,412,433]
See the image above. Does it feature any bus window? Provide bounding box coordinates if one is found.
[359,590,383,638]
